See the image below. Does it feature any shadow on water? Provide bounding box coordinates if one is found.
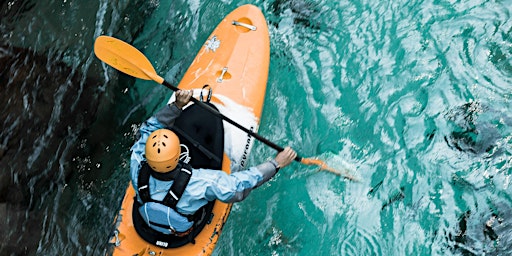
[0,0,157,254]
[0,42,103,254]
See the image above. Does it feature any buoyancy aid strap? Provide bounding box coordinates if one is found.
[137,162,192,208]
[138,163,153,202]
[162,163,193,208]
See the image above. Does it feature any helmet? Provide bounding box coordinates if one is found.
[145,129,181,173]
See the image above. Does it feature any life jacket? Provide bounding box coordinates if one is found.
[132,102,221,248]
[136,161,194,235]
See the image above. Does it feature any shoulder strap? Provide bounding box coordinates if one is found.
[162,162,193,208]
[137,162,152,202]
[137,162,193,208]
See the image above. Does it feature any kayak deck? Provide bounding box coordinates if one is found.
[110,4,270,256]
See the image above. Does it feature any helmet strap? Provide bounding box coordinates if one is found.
[149,162,182,181]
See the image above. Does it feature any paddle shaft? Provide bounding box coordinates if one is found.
[161,80,302,162]
[94,36,354,178]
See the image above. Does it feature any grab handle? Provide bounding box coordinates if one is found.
[232,20,256,31]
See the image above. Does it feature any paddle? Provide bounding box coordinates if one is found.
[94,35,358,181]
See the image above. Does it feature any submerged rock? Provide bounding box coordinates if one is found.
[447,200,512,255]
[268,0,323,30]
[445,101,510,156]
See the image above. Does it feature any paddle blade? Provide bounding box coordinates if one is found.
[94,36,164,84]
[301,158,359,181]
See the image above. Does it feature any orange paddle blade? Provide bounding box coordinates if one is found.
[301,158,359,181]
[93,36,164,84]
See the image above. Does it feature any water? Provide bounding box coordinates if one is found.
[1,0,511,255]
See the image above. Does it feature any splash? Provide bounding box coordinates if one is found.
[303,151,359,181]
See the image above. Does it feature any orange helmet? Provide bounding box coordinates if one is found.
[145,129,181,173]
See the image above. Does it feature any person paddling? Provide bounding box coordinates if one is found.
[129,90,297,238]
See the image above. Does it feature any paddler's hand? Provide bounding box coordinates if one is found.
[175,90,193,109]
[274,147,297,169]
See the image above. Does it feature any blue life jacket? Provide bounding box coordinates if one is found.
[137,162,193,234]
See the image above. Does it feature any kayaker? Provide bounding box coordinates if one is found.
[130,90,297,237]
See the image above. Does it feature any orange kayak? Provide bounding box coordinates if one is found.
[110,4,270,256]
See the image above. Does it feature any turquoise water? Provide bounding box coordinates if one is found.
[1,0,511,255]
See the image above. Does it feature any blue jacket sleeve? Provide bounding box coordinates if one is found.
[195,161,279,203]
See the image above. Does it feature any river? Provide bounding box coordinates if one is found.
[1,0,511,255]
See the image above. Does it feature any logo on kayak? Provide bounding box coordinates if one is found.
[240,126,254,168]
[205,35,220,52]
[156,240,168,247]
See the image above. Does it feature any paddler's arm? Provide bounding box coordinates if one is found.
[252,147,297,187]
[201,147,297,203]
[154,90,192,128]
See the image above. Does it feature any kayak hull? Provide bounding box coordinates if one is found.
[110,4,269,256]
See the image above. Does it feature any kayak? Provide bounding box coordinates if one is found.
[109,4,270,256]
